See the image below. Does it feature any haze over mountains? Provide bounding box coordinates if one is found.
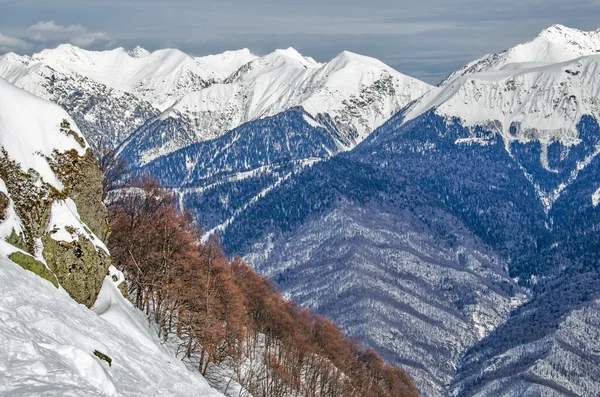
[2,23,600,397]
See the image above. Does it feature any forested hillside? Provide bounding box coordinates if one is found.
[106,177,420,397]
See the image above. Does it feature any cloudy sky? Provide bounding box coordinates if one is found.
[1,0,599,84]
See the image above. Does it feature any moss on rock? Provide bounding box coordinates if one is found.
[42,234,110,308]
[8,251,59,288]
[6,230,28,252]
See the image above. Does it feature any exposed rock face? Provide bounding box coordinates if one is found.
[0,154,54,252]
[0,79,111,306]
[0,145,110,306]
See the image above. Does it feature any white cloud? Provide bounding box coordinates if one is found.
[0,32,33,53]
[29,21,86,33]
[69,32,111,48]
[26,21,111,49]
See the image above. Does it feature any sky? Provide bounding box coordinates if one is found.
[1,0,599,84]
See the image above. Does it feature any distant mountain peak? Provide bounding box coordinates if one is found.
[441,24,600,85]
[269,47,321,68]
[127,46,151,58]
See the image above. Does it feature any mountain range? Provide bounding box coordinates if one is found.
[2,23,600,397]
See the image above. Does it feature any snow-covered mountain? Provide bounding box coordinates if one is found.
[27,44,229,109]
[442,24,600,84]
[0,45,257,148]
[118,48,431,166]
[0,53,159,148]
[0,43,429,160]
[405,50,600,210]
[196,25,600,397]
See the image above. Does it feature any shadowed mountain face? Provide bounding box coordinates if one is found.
[132,108,344,234]
[214,107,600,396]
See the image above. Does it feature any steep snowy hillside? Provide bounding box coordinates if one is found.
[0,250,225,397]
[442,24,600,84]
[404,54,600,210]
[119,48,431,166]
[131,108,341,233]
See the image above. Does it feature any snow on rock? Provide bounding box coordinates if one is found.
[127,46,151,58]
[0,255,225,397]
[0,178,23,240]
[0,77,88,190]
[47,198,108,254]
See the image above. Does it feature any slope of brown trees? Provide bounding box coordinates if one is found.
[107,177,419,397]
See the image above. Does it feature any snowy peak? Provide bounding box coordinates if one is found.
[127,46,151,58]
[196,48,257,78]
[407,55,600,143]
[329,50,393,70]
[402,53,600,211]
[537,24,600,54]
[443,24,600,84]
[272,47,320,67]
[226,47,322,83]
[121,47,431,165]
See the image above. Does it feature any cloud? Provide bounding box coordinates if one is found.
[0,32,33,53]
[69,32,111,48]
[29,21,86,33]
[25,21,111,49]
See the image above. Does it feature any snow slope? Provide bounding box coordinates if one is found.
[442,24,600,84]
[0,250,224,397]
[120,48,431,165]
